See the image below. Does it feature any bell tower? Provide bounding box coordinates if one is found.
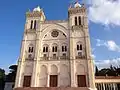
[68,1,96,90]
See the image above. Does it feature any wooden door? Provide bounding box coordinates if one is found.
[23,76,31,87]
[77,75,86,87]
[50,75,58,87]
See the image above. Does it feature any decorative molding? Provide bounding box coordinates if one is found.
[26,12,42,17]
[68,7,86,15]
[44,20,67,24]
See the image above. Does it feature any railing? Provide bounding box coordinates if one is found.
[25,58,34,61]
[76,56,86,59]
[95,83,120,90]
[40,56,69,61]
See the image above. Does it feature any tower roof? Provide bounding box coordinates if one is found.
[74,1,81,8]
[33,6,41,12]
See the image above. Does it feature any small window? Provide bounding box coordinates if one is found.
[28,47,34,53]
[78,52,82,56]
[77,44,82,51]
[63,53,66,57]
[43,54,47,57]
[62,46,67,52]
[55,46,57,52]
[28,54,32,59]
[46,47,48,52]
[77,45,79,50]
[34,20,37,29]
[79,16,81,25]
[31,47,34,52]
[75,17,77,26]
[30,20,33,29]
[80,45,82,50]
[52,47,54,52]
[43,46,48,52]
[62,46,64,52]
[53,54,56,59]
[43,47,45,52]
[65,46,67,52]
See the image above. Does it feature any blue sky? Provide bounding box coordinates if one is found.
[0,0,120,72]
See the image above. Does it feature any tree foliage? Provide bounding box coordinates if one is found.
[6,65,17,82]
[95,65,120,76]
[0,68,5,90]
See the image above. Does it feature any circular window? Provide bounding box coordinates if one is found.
[51,30,59,37]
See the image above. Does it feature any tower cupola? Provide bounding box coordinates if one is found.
[33,6,41,12]
[74,1,81,8]
[26,6,46,21]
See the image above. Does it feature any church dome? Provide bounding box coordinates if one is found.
[74,2,81,8]
[33,6,41,12]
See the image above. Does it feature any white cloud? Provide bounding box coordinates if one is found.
[91,54,96,58]
[96,39,120,52]
[88,0,120,26]
[95,58,120,69]
[91,48,96,59]
[106,40,120,51]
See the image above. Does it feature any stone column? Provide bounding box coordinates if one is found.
[103,83,105,90]
[47,73,50,87]
[70,60,76,87]
[69,31,76,87]
[15,32,27,88]
[31,21,41,87]
[84,28,96,90]
[113,83,116,90]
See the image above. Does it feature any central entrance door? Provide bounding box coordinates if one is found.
[23,76,31,87]
[77,75,86,87]
[50,75,58,87]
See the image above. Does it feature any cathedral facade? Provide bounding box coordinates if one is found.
[14,2,96,90]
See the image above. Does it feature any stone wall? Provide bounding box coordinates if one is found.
[14,87,89,90]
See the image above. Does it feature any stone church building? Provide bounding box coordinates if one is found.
[14,2,102,90]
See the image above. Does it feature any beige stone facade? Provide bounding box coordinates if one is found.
[14,2,96,90]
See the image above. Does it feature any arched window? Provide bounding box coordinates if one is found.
[75,17,77,26]
[28,46,34,53]
[55,46,57,52]
[76,42,83,58]
[43,46,48,52]
[62,46,67,52]
[77,44,82,51]
[77,45,79,50]
[52,46,57,52]
[34,20,37,29]
[52,47,54,52]
[79,16,81,25]
[80,44,82,50]
[43,47,45,52]
[30,20,33,29]
[46,47,48,52]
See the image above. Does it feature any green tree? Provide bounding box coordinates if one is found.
[6,65,17,82]
[0,68,5,90]
[95,66,99,76]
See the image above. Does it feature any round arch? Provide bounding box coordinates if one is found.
[41,24,68,40]
[39,65,47,87]
[60,64,68,74]
[50,64,58,75]
[76,64,85,75]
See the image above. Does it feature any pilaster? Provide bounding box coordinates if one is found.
[31,21,41,87]
[84,27,96,89]
[15,33,27,87]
